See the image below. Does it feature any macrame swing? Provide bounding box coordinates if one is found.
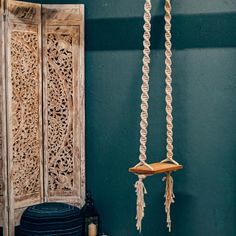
[129,0,183,233]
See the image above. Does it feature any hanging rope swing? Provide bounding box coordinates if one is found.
[129,0,183,232]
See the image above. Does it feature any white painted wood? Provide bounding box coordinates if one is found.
[5,1,43,233]
[1,0,9,235]
[1,3,85,234]
[42,4,85,207]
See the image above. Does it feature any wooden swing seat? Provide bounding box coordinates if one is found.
[129,162,183,175]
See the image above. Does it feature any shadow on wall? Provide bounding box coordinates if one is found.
[86,13,236,51]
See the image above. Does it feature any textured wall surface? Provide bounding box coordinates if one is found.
[29,0,236,235]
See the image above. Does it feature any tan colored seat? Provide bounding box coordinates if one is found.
[129,162,183,175]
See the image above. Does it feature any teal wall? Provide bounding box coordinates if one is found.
[32,0,236,235]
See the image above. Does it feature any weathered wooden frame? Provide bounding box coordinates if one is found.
[42,4,85,206]
[1,0,9,235]
[0,2,85,235]
[6,3,43,233]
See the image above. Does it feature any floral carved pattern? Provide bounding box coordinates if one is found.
[11,31,40,199]
[46,33,74,194]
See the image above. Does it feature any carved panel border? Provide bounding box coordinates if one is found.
[43,5,85,206]
[0,3,8,234]
[5,1,43,231]
[2,3,85,235]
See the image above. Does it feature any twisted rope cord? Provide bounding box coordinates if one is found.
[161,0,179,166]
[162,1,177,232]
[165,0,173,161]
[135,0,153,170]
[133,1,152,232]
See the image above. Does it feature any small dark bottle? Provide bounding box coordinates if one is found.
[81,192,99,236]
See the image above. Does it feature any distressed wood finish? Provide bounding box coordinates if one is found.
[5,1,43,231]
[0,2,4,226]
[1,2,85,234]
[0,1,8,235]
[42,4,85,206]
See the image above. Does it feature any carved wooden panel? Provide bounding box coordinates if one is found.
[43,5,85,205]
[1,2,85,234]
[5,1,43,228]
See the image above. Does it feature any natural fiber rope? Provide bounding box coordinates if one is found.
[135,175,147,233]
[164,0,173,161]
[136,0,152,169]
[133,0,179,233]
[162,1,177,232]
[133,1,152,232]
[162,172,175,232]
[161,0,179,166]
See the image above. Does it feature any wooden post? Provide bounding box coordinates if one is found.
[1,0,9,235]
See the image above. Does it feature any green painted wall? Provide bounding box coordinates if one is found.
[30,0,236,235]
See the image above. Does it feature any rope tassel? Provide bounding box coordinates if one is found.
[162,172,175,232]
[135,175,147,233]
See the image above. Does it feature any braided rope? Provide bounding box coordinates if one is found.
[133,0,152,232]
[164,0,173,161]
[161,0,179,165]
[135,0,153,170]
[162,0,178,232]
[132,0,181,233]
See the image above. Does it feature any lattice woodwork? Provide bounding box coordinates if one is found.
[11,30,41,199]
[46,33,74,193]
[6,1,42,231]
[1,2,85,235]
[43,5,85,205]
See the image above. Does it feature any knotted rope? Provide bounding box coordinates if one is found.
[133,0,152,232]
[133,0,179,232]
[161,0,178,231]
[135,0,153,170]
[135,175,147,233]
[165,0,173,161]
[161,0,179,166]
[163,172,175,232]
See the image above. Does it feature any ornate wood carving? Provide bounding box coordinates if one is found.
[11,30,41,200]
[1,2,85,234]
[43,5,85,205]
[6,1,42,231]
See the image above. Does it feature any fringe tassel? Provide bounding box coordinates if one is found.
[162,172,175,232]
[135,174,147,233]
